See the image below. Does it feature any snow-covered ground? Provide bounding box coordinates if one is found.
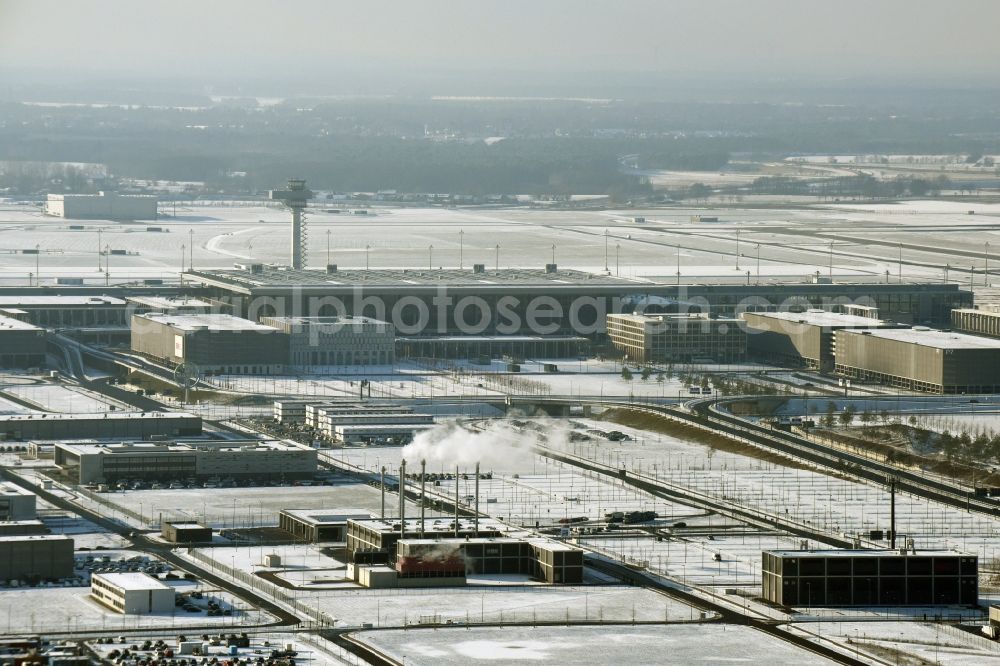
[357,624,838,665]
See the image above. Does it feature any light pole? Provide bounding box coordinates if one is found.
[735,229,740,270]
[828,240,833,279]
[459,229,464,269]
[365,243,371,271]
[676,244,681,285]
[97,228,102,271]
[898,242,902,283]
[428,244,434,270]
[616,243,621,277]
[34,244,39,285]
[756,243,761,283]
[551,244,556,265]
[327,229,332,266]
[495,243,500,273]
[104,244,110,286]
[188,228,194,270]
[604,229,609,271]
[181,244,186,274]
[986,241,990,287]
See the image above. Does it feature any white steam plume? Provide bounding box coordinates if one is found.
[401,419,570,472]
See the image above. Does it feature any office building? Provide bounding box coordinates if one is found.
[0,535,74,581]
[0,412,201,441]
[607,313,746,363]
[91,573,174,614]
[835,327,1000,394]
[0,315,45,368]
[762,549,978,606]
[131,313,288,374]
[743,310,906,372]
[54,439,317,484]
[0,482,36,521]
[260,315,395,368]
[46,192,157,220]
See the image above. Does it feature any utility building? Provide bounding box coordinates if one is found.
[0,482,37,521]
[762,549,978,606]
[743,309,905,372]
[835,327,1000,394]
[46,192,157,220]
[606,313,746,363]
[0,412,201,441]
[131,313,288,374]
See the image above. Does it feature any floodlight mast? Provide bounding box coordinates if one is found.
[268,178,313,269]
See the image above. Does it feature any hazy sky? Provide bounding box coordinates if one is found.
[2,0,999,86]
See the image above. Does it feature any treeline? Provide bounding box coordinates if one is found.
[745,173,953,198]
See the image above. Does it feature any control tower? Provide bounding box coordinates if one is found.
[269,178,313,269]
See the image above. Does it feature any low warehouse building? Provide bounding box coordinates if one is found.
[743,309,904,372]
[762,549,977,606]
[331,423,435,445]
[0,412,201,441]
[0,482,36,520]
[0,520,49,537]
[0,315,45,368]
[91,573,174,614]
[46,192,157,220]
[55,439,317,484]
[835,327,1000,393]
[130,313,288,374]
[161,521,212,544]
[260,315,396,368]
[279,509,374,542]
[606,313,746,363]
[0,535,74,581]
[0,295,128,328]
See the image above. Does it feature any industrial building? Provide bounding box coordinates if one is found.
[91,573,174,614]
[126,296,216,315]
[299,403,434,443]
[396,335,589,361]
[130,313,288,374]
[306,403,416,429]
[278,509,374,542]
[0,295,128,327]
[161,521,213,544]
[0,315,45,368]
[0,482,36,521]
[606,313,746,363]
[259,315,395,368]
[761,549,978,606]
[0,535,74,582]
[0,411,201,441]
[395,537,583,584]
[951,307,1000,338]
[45,192,157,220]
[835,327,1000,394]
[54,439,317,484]
[743,310,906,371]
[183,264,971,337]
[273,400,313,424]
[332,423,435,444]
[346,518,505,565]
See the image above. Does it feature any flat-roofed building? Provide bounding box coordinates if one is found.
[762,549,978,606]
[0,520,48,537]
[0,535,74,581]
[397,335,589,361]
[54,439,317,484]
[835,327,1000,393]
[131,313,288,374]
[392,537,583,584]
[307,403,414,429]
[0,482,36,521]
[607,313,746,363]
[331,423,435,445]
[91,572,174,614]
[951,307,1000,338]
[260,315,395,368]
[346,518,505,564]
[126,296,216,315]
[279,509,374,542]
[0,315,45,369]
[161,521,212,544]
[273,400,312,424]
[0,412,201,441]
[46,192,157,220]
[743,309,906,372]
[0,296,128,327]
